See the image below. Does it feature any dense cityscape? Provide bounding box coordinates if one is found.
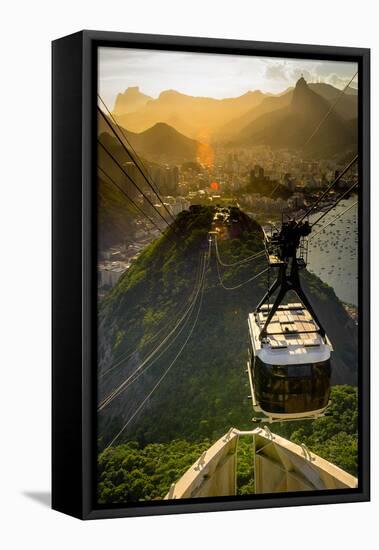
[98,144,358,297]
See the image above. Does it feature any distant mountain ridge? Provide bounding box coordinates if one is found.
[113,89,266,139]
[97,118,201,246]
[231,77,357,155]
[217,90,293,140]
[110,81,357,149]
[113,86,153,116]
[218,81,357,141]
[308,83,357,120]
[127,121,200,162]
[98,113,201,163]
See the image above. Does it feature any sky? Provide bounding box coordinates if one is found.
[98,47,358,110]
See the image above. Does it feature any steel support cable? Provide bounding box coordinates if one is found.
[297,154,358,223]
[103,250,209,450]
[269,181,281,198]
[214,242,268,290]
[101,253,208,399]
[268,221,280,233]
[98,139,172,229]
[98,252,207,411]
[98,105,175,224]
[309,200,357,241]
[271,71,357,202]
[214,236,265,267]
[99,165,141,217]
[97,165,167,237]
[99,252,204,379]
[98,105,173,224]
[216,262,269,291]
[303,71,358,149]
[101,251,204,375]
[97,95,161,196]
[311,180,358,228]
[99,256,200,378]
[98,253,205,411]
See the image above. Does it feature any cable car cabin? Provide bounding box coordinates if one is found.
[247,303,332,422]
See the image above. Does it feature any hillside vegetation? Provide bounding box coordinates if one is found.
[98,206,358,455]
[97,385,358,504]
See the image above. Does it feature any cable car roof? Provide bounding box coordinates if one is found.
[249,303,332,365]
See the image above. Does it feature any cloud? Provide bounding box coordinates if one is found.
[264,62,315,86]
[325,73,358,89]
[264,62,289,81]
[98,47,359,107]
[289,67,313,82]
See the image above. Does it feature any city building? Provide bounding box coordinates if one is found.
[98,261,129,288]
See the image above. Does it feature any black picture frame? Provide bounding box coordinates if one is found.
[52,30,370,520]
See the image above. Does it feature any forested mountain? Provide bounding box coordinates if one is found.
[97,120,202,247]
[97,206,358,451]
[217,89,293,140]
[108,82,357,147]
[98,437,254,503]
[233,77,357,156]
[98,172,137,250]
[127,122,200,162]
[99,113,201,163]
[219,81,357,141]
[308,82,357,120]
[97,131,153,249]
[97,385,358,503]
[113,89,266,138]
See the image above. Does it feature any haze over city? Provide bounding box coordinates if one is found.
[99,47,358,108]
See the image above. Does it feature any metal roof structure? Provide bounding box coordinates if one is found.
[165,428,357,499]
[256,303,322,348]
[248,303,332,366]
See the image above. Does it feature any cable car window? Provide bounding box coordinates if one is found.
[272,366,286,377]
[286,364,312,378]
[253,356,331,414]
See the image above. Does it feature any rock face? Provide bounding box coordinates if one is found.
[97,206,358,446]
[113,86,153,116]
